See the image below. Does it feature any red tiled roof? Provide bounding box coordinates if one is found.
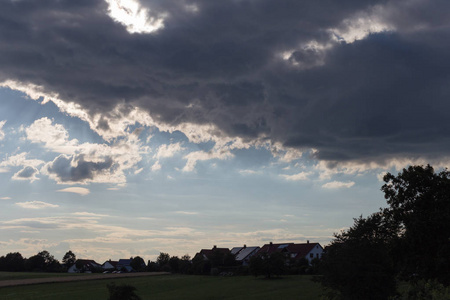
[287,243,321,259]
[258,243,294,255]
[199,247,230,259]
[257,242,322,259]
[199,248,230,260]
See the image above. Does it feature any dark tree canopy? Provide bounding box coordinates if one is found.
[168,256,180,273]
[249,251,285,279]
[62,250,76,267]
[156,252,170,267]
[26,250,61,272]
[130,256,146,272]
[320,165,450,299]
[0,252,25,272]
[320,213,397,300]
[382,165,450,282]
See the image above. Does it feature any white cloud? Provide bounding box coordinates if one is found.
[322,181,355,189]
[0,197,11,200]
[104,0,166,34]
[239,169,260,175]
[183,149,234,172]
[26,117,78,154]
[151,161,161,171]
[57,187,90,196]
[174,211,199,215]
[15,201,59,209]
[0,152,45,169]
[313,156,450,180]
[377,172,387,182]
[154,143,184,159]
[0,120,6,141]
[328,6,394,44]
[281,172,311,181]
[71,212,109,218]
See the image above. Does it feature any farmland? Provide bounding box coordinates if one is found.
[0,273,323,300]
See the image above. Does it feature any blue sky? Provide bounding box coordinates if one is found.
[0,0,449,263]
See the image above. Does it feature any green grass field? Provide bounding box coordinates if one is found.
[0,272,92,281]
[0,274,324,300]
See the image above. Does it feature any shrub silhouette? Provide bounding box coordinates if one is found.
[107,283,141,300]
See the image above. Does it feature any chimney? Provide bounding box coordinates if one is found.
[307,240,309,244]
[269,242,273,245]
[243,244,247,248]
[213,245,217,249]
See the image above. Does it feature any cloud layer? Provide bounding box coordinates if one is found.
[0,0,449,169]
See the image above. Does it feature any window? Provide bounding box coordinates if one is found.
[310,253,313,258]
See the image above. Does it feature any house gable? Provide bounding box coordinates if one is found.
[257,242,323,263]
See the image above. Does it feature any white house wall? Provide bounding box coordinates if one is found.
[306,244,323,263]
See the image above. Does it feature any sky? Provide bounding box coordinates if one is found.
[0,0,449,263]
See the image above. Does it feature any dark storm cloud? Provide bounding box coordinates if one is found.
[1,0,450,164]
[14,166,38,179]
[45,154,114,183]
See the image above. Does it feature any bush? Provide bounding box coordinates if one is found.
[106,283,141,300]
[397,279,450,300]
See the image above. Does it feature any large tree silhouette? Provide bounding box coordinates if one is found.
[320,165,450,299]
[382,165,450,283]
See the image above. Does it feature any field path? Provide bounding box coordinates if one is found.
[0,272,170,288]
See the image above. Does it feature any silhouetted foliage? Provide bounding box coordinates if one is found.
[0,252,25,272]
[382,165,450,283]
[156,252,170,268]
[169,256,180,273]
[26,250,61,272]
[147,260,159,272]
[130,256,146,272]
[209,250,226,268]
[400,279,450,300]
[192,254,211,275]
[179,254,193,274]
[249,252,285,279]
[320,213,397,300]
[223,252,238,267]
[320,164,450,299]
[107,283,141,300]
[62,250,76,268]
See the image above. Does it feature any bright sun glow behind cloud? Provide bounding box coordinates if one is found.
[105,0,165,34]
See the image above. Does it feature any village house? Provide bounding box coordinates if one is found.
[116,258,134,272]
[68,259,102,273]
[101,260,118,271]
[194,245,231,261]
[230,245,260,266]
[258,241,323,264]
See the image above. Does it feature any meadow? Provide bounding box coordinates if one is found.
[0,273,323,300]
[0,272,92,281]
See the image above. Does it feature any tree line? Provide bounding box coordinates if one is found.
[0,250,72,272]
